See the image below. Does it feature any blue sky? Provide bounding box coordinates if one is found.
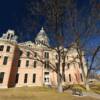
[0,0,89,37]
[0,0,25,32]
[0,0,99,43]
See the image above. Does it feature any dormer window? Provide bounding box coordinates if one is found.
[11,35,13,39]
[1,30,18,41]
[7,34,10,39]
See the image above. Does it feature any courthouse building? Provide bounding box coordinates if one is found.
[0,27,87,88]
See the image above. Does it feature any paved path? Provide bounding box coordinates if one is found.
[83,92,100,99]
[66,90,100,99]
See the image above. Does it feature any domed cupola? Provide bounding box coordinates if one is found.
[35,27,49,46]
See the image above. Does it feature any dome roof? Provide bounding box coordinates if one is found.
[35,27,49,45]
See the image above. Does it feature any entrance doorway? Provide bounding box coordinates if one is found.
[44,72,50,85]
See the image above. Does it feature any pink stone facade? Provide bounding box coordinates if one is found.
[0,29,87,88]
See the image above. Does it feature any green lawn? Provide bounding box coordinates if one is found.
[0,87,99,100]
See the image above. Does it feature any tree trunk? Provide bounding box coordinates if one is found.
[85,83,90,91]
[57,73,63,93]
[85,79,90,91]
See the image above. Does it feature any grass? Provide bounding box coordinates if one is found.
[70,84,86,91]
[0,86,99,100]
[64,82,100,94]
[90,82,100,94]
[63,84,88,94]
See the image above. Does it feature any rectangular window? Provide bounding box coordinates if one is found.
[15,73,19,83]
[27,52,30,57]
[67,63,70,69]
[24,74,28,83]
[0,72,4,83]
[44,72,49,75]
[56,63,58,67]
[80,73,83,82]
[62,63,65,67]
[69,74,71,82]
[55,55,58,59]
[44,61,49,69]
[26,60,29,67]
[33,74,36,83]
[6,46,10,52]
[47,53,49,58]
[44,52,46,58]
[78,62,81,68]
[33,61,37,68]
[19,50,23,56]
[3,56,8,65]
[63,74,66,82]
[75,74,78,81]
[0,45,4,51]
[17,60,21,67]
[44,52,49,59]
[34,52,37,57]
[67,56,68,60]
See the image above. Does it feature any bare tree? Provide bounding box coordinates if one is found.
[72,0,100,90]
[22,0,100,92]
[25,0,73,93]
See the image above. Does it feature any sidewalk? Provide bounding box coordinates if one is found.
[83,92,100,99]
[66,90,100,99]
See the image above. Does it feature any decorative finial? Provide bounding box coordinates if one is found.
[40,27,44,33]
[41,27,44,30]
